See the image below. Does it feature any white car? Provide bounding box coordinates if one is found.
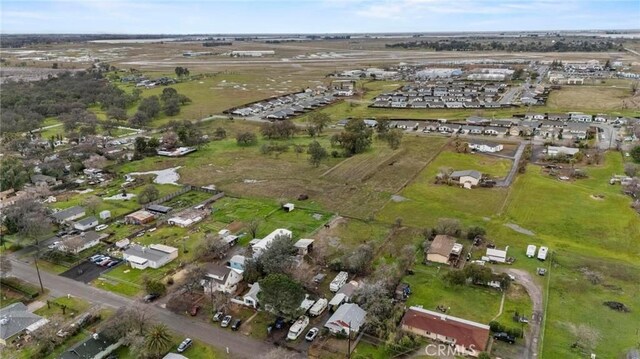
[48,241,61,249]
[95,224,108,231]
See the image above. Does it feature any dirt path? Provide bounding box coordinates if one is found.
[493,267,543,359]
[491,292,507,321]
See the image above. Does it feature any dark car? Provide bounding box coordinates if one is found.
[493,332,516,344]
[177,338,192,353]
[231,319,242,331]
[274,317,285,330]
[143,293,159,303]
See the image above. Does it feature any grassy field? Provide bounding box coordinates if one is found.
[377,150,512,227]
[34,296,91,319]
[113,337,224,359]
[546,84,639,112]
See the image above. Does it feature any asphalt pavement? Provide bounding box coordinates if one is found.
[8,257,281,359]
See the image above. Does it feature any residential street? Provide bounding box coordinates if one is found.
[7,257,289,359]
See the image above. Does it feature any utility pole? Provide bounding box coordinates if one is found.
[347,321,352,359]
[33,250,45,293]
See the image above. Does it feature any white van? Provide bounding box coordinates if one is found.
[526,245,537,258]
[287,316,309,341]
[95,224,108,231]
[537,246,548,261]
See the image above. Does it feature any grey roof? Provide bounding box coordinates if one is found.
[31,174,56,184]
[76,217,98,227]
[64,231,107,246]
[337,282,358,297]
[324,303,366,333]
[51,206,85,221]
[0,303,47,341]
[146,204,173,214]
[124,244,171,263]
[451,170,482,179]
[203,263,231,282]
[60,333,118,359]
[469,140,502,148]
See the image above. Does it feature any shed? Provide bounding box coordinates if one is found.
[294,238,314,255]
[99,210,111,220]
[124,210,155,225]
[146,204,173,214]
[283,203,295,212]
[486,246,509,263]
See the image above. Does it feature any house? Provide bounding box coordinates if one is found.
[401,306,490,358]
[59,231,107,254]
[324,303,367,335]
[426,235,457,264]
[483,126,508,137]
[509,126,521,136]
[486,246,509,263]
[146,204,172,215]
[73,216,98,232]
[124,210,155,225]
[243,283,261,309]
[328,281,359,308]
[547,113,571,121]
[251,228,292,257]
[122,244,178,269]
[228,254,246,273]
[450,170,482,187]
[468,140,503,153]
[0,303,49,345]
[564,123,590,140]
[547,146,580,157]
[156,147,197,157]
[294,238,314,255]
[167,209,207,228]
[202,263,243,294]
[60,333,121,359]
[51,206,86,224]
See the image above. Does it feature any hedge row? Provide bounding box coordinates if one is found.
[489,320,524,338]
[1,277,40,299]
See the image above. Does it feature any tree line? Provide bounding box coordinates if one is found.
[386,39,624,52]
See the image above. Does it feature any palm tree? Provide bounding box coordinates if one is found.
[144,324,173,358]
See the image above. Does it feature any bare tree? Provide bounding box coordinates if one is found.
[83,195,101,215]
[82,154,108,169]
[183,264,206,295]
[247,219,261,239]
[435,218,462,237]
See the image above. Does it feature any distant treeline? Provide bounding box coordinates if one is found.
[1,34,177,48]
[203,41,233,47]
[385,39,625,52]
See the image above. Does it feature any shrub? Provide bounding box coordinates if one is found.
[489,320,504,333]
[1,277,40,299]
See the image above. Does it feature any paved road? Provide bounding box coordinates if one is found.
[493,267,543,359]
[7,257,279,359]
[495,142,526,187]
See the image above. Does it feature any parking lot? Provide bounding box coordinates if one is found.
[60,256,120,283]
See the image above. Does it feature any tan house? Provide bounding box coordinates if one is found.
[401,306,490,358]
[450,170,482,188]
[426,235,457,264]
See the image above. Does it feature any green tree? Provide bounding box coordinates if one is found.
[144,323,173,358]
[106,107,128,121]
[236,131,257,146]
[129,111,150,127]
[258,235,297,275]
[214,127,227,140]
[307,140,328,167]
[258,274,305,320]
[308,112,331,134]
[143,277,166,296]
[138,185,160,204]
[631,145,640,163]
[163,97,180,116]
[138,96,161,119]
[443,269,467,286]
[0,157,30,191]
[334,118,373,156]
[385,129,403,150]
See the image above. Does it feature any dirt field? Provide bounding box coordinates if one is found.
[547,85,640,112]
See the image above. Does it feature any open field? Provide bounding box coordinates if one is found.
[377,150,512,226]
[546,84,640,112]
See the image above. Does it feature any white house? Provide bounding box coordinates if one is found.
[0,303,49,345]
[251,228,292,257]
[202,263,243,295]
[73,216,99,232]
[243,283,261,309]
[547,146,580,157]
[324,303,367,335]
[486,246,509,263]
[99,210,111,220]
[51,206,86,224]
[59,231,107,254]
[468,141,503,153]
[122,244,178,269]
[450,170,482,188]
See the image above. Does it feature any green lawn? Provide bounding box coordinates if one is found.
[113,337,223,359]
[34,296,91,319]
[378,150,512,227]
[404,264,503,324]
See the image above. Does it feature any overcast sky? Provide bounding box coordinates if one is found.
[2,0,639,34]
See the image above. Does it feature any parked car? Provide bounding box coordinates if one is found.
[493,332,516,344]
[221,315,232,328]
[177,338,192,353]
[107,261,119,268]
[143,294,159,303]
[274,317,285,330]
[190,305,200,316]
[213,311,224,322]
[47,241,61,249]
[537,268,547,276]
[89,254,104,262]
[231,319,242,331]
[95,224,108,231]
[100,260,114,267]
[305,327,319,342]
[97,258,111,266]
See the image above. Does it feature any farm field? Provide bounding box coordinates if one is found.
[377,150,512,227]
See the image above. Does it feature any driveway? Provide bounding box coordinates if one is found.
[492,267,543,359]
[7,257,283,359]
[495,142,526,187]
[60,259,119,283]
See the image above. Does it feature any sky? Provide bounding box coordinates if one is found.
[1,0,639,34]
